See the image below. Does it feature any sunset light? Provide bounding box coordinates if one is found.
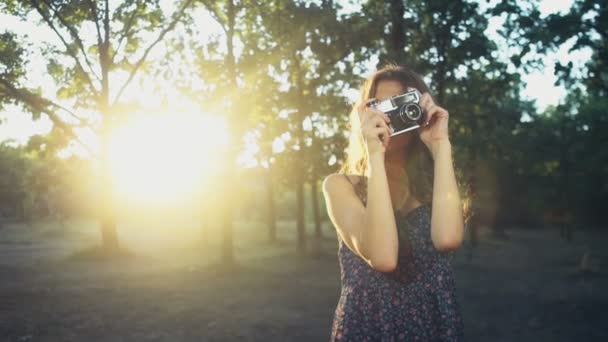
[0,0,604,340]
[108,111,229,204]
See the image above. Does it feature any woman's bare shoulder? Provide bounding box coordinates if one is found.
[323,173,366,188]
[322,173,364,196]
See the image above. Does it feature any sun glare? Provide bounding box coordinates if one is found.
[108,111,229,204]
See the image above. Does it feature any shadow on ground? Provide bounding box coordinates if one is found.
[0,220,607,342]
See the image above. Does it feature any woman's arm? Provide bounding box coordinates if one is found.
[322,159,399,272]
[362,152,400,270]
[429,140,464,251]
[417,89,465,252]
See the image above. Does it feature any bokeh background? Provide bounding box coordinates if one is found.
[0,0,606,341]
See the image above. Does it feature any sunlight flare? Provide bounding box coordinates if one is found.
[108,111,229,204]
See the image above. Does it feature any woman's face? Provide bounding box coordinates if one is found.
[374,79,415,153]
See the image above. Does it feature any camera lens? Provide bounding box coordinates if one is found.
[399,104,422,122]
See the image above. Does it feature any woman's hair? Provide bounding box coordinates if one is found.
[338,64,472,224]
[338,64,435,204]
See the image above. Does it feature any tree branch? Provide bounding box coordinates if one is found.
[85,0,104,54]
[0,79,97,158]
[0,79,91,128]
[39,0,102,84]
[112,0,196,105]
[29,0,99,92]
[200,0,229,35]
[111,0,144,64]
[104,0,110,46]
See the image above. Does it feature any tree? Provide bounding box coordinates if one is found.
[0,0,196,251]
[0,142,28,224]
[497,0,608,229]
[256,0,371,255]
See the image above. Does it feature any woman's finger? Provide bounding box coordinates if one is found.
[420,92,434,108]
[363,110,390,129]
[425,104,437,125]
[380,115,392,132]
[383,127,391,147]
[371,126,390,147]
[371,109,391,124]
[366,122,391,143]
[362,111,380,128]
[368,117,391,137]
[420,93,437,123]
[374,114,391,128]
[357,98,377,121]
[425,104,449,126]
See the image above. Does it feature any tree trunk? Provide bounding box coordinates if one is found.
[559,116,573,241]
[435,35,449,104]
[200,192,210,246]
[99,0,118,251]
[466,175,478,263]
[466,118,480,262]
[266,163,277,243]
[100,125,119,250]
[293,56,307,256]
[310,172,324,259]
[220,0,237,266]
[388,0,406,64]
[220,156,235,265]
[295,158,306,255]
[311,173,322,239]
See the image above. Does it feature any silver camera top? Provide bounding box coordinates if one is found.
[369,89,421,113]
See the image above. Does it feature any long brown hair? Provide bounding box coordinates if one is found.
[338,64,435,205]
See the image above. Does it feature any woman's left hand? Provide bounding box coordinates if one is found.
[418,91,450,155]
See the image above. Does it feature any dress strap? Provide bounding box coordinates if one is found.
[343,174,367,206]
[342,173,354,186]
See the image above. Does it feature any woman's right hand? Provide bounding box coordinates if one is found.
[357,99,393,156]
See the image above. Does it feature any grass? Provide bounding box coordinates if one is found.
[0,216,607,341]
[66,244,136,262]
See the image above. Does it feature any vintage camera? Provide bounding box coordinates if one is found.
[367,89,426,136]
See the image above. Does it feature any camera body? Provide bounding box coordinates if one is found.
[368,89,426,136]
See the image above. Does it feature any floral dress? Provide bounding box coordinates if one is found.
[330,174,464,341]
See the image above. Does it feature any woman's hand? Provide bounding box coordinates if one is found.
[357,99,393,156]
[418,91,451,156]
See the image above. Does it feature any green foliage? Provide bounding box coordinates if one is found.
[0,32,26,81]
[1,0,606,229]
[0,143,28,209]
[0,142,84,221]
[497,0,607,96]
[0,31,29,111]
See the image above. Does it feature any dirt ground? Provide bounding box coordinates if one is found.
[0,218,607,342]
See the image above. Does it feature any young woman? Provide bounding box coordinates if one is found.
[322,65,465,341]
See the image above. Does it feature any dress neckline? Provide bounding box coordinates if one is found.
[395,203,428,220]
[351,175,427,219]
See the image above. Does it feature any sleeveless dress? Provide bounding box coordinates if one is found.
[330,174,464,341]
